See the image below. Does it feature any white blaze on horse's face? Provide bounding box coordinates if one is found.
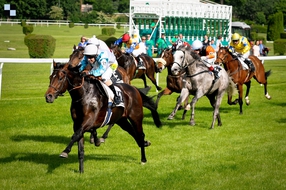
[171,50,185,75]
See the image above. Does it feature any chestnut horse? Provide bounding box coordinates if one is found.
[110,44,162,91]
[45,62,162,173]
[155,48,189,108]
[215,47,271,114]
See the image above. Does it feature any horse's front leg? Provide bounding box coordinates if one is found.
[168,88,189,120]
[60,128,83,158]
[78,136,84,173]
[156,88,173,107]
[189,96,199,126]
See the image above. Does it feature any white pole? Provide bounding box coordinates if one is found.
[156,72,159,92]
[50,62,53,75]
[0,63,4,100]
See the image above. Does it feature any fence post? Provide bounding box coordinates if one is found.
[0,63,4,99]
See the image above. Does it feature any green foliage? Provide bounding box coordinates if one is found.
[24,34,36,46]
[280,32,286,39]
[68,22,74,28]
[22,25,34,35]
[115,15,129,23]
[116,23,121,29]
[24,35,56,58]
[251,25,267,33]
[273,39,286,55]
[255,12,266,25]
[20,20,27,27]
[84,23,89,29]
[48,6,63,20]
[267,12,284,41]
[250,32,258,41]
[101,27,116,36]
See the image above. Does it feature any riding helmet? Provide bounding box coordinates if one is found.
[232,33,240,41]
[122,33,130,43]
[84,45,98,56]
[191,40,203,50]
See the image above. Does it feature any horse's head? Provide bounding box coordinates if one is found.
[45,61,81,103]
[110,44,122,58]
[156,48,173,73]
[69,47,84,68]
[171,46,197,75]
[215,47,232,66]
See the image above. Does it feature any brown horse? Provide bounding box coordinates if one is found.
[155,48,189,109]
[215,47,271,114]
[70,47,131,143]
[110,44,162,91]
[45,61,161,173]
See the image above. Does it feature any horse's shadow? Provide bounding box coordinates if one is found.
[0,152,133,174]
[8,135,135,173]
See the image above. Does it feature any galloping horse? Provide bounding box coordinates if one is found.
[155,48,189,108]
[45,61,162,173]
[110,44,162,91]
[215,47,271,114]
[168,46,235,129]
[69,47,131,143]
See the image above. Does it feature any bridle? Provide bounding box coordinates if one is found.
[49,68,84,96]
[172,50,199,76]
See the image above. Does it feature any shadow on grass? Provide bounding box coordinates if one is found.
[10,134,71,144]
[0,152,136,174]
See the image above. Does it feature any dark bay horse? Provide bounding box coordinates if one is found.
[169,46,235,129]
[155,48,189,108]
[110,44,162,91]
[69,47,131,143]
[215,47,271,114]
[45,62,161,173]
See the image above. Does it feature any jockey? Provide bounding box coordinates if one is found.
[79,45,122,106]
[192,39,220,80]
[87,35,111,52]
[229,33,255,72]
[114,32,146,69]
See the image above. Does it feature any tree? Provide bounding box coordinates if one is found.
[11,0,48,19]
[48,6,63,20]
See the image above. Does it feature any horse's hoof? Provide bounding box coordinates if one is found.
[144,141,151,147]
[95,138,105,147]
[157,86,162,91]
[90,137,94,144]
[60,152,68,158]
[167,115,174,120]
[189,121,195,126]
[141,162,146,165]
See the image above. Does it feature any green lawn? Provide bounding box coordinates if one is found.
[0,25,286,190]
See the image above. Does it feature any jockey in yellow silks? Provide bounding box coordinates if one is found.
[229,33,255,72]
[114,31,146,69]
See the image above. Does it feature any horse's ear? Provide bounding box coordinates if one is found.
[53,59,57,68]
[73,45,77,50]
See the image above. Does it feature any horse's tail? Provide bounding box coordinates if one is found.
[227,77,237,97]
[265,69,271,79]
[136,88,162,128]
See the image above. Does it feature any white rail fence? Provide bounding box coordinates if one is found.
[0,56,286,99]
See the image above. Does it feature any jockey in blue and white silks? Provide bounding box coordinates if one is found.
[79,45,121,105]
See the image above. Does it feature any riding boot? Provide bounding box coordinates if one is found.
[246,59,255,72]
[136,56,146,69]
[109,84,121,105]
[213,67,221,81]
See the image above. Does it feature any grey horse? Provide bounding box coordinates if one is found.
[168,46,236,129]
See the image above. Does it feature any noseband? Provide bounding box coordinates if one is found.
[49,69,84,96]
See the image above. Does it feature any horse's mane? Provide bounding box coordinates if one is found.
[177,46,201,61]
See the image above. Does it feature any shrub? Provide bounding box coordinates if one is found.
[101,27,116,36]
[250,32,258,41]
[24,34,36,46]
[280,32,286,39]
[22,25,34,35]
[273,39,286,55]
[84,23,89,29]
[251,25,267,33]
[24,35,56,58]
[69,22,74,28]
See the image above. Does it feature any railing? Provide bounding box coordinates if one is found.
[1,56,286,99]
[0,19,129,28]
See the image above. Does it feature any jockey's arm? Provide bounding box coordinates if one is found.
[79,56,88,72]
[114,38,123,46]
